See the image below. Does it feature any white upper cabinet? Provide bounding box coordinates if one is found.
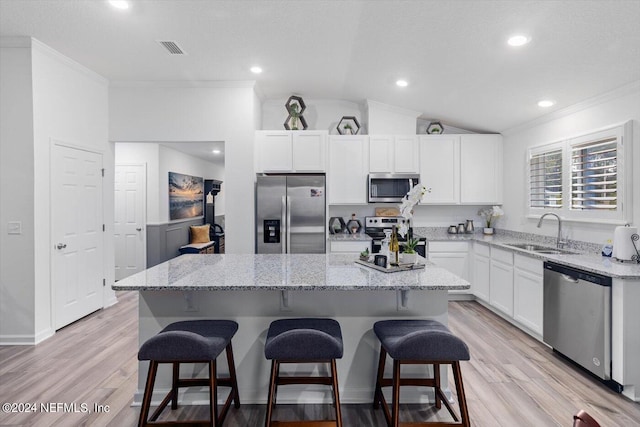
[328,135,369,204]
[369,135,418,173]
[255,131,292,172]
[419,135,460,204]
[256,130,327,173]
[460,134,503,204]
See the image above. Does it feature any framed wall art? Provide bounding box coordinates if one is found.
[168,172,204,220]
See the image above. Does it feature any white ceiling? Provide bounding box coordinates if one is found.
[1,0,639,133]
[159,141,225,165]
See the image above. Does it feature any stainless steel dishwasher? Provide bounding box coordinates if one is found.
[543,262,622,392]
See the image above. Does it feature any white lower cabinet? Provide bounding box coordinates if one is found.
[428,241,469,295]
[471,242,544,339]
[513,255,543,335]
[489,248,514,317]
[471,243,490,302]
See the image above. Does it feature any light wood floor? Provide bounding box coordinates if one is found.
[1,291,639,426]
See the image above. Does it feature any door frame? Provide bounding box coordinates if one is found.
[50,139,106,330]
[114,162,147,278]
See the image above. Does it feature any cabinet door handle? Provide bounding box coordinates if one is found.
[56,243,67,250]
[136,228,142,231]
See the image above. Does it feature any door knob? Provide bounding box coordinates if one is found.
[56,243,67,249]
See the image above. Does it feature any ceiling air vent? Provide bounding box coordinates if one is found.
[157,41,186,55]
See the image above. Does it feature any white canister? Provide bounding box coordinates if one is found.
[612,225,638,261]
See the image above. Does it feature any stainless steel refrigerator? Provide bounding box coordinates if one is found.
[255,175,326,254]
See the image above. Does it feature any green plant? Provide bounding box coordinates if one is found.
[403,238,419,254]
[343,123,353,129]
[289,104,300,130]
[360,248,370,258]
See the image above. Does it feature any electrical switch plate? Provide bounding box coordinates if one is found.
[8,221,22,235]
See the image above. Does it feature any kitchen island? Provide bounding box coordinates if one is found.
[113,253,470,406]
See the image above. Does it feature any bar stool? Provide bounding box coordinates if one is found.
[373,319,471,427]
[137,320,240,427]
[264,318,344,427]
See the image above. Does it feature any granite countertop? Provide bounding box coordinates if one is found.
[414,227,640,280]
[112,253,470,291]
[327,233,372,242]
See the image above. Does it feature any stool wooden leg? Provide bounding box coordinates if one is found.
[392,360,401,427]
[265,360,278,427]
[209,360,218,427]
[138,361,158,427]
[452,361,470,427]
[330,359,343,427]
[434,362,441,410]
[373,347,387,409]
[226,343,241,409]
[171,362,179,410]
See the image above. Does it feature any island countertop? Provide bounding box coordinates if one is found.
[112,253,470,291]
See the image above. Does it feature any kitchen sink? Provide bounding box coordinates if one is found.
[504,243,577,255]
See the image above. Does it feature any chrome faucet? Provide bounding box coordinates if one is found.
[537,213,566,249]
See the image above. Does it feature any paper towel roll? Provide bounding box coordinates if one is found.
[613,226,638,261]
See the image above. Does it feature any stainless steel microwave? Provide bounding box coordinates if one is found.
[368,173,420,203]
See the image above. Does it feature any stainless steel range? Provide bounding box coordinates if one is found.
[364,216,426,257]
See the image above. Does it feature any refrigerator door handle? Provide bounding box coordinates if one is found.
[286,196,291,253]
[281,196,286,254]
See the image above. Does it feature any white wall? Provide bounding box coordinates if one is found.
[158,146,225,223]
[502,83,640,245]
[31,39,112,338]
[115,143,225,224]
[0,41,35,342]
[262,98,366,134]
[109,82,257,254]
[0,38,111,344]
[366,100,421,134]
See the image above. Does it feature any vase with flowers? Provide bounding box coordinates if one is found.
[398,183,430,237]
[478,206,504,235]
[394,184,431,264]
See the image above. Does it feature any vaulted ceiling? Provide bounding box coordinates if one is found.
[2,0,639,133]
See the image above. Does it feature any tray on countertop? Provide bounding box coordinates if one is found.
[355,259,425,273]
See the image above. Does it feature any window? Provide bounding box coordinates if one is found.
[571,137,617,211]
[529,147,563,209]
[527,122,631,224]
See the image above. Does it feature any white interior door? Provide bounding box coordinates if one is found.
[114,164,146,280]
[52,144,104,330]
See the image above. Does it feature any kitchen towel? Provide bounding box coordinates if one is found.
[613,225,638,261]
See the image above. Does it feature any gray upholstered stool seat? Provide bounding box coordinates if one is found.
[373,319,470,361]
[137,320,240,427]
[139,320,238,362]
[373,319,471,427]
[264,318,344,427]
[265,318,343,360]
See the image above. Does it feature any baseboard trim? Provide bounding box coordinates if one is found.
[104,295,118,308]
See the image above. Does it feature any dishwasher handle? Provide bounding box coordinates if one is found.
[561,274,579,283]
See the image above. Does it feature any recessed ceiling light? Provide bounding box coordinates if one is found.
[507,35,530,47]
[250,66,263,74]
[537,100,555,108]
[108,0,130,10]
[212,149,221,154]
[396,80,408,87]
